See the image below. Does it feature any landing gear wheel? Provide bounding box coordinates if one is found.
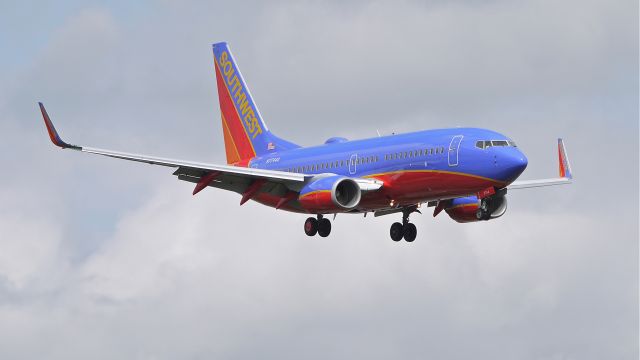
[304,217,318,236]
[403,223,417,242]
[390,222,404,242]
[318,218,332,237]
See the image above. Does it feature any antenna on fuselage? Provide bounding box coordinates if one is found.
[376,129,381,137]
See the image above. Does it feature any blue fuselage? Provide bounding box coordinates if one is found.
[247,127,528,212]
[251,128,526,183]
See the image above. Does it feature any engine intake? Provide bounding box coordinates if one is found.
[332,178,361,208]
[298,176,362,212]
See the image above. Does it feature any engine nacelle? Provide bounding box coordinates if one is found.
[445,195,508,223]
[298,176,361,212]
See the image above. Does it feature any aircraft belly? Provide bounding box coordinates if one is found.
[251,171,504,214]
[358,170,503,210]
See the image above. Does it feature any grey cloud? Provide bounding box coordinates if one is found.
[0,1,637,359]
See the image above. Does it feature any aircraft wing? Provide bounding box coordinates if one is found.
[39,103,382,201]
[39,103,306,194]
[507,138,573,190]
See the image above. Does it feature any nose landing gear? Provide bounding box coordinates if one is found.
[304,215,332,237]
[389,206,419,242]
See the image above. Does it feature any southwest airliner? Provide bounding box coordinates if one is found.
[39,42,573,242]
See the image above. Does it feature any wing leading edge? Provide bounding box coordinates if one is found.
[39,103,304,187]
[508,138,573,190]
[38,103,382,201]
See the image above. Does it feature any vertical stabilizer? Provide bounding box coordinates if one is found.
[212,42,298,164]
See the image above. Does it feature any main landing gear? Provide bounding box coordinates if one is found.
[390,207,419,242]
[304,215,332,237]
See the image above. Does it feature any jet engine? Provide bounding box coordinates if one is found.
[298,176,361,212]
[445,194,508,223]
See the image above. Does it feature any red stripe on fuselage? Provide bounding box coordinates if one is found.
[250,170,505,214]
[358,170,503,210]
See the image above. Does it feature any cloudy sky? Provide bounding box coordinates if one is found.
[0,0,638,359]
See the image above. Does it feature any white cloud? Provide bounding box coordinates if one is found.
[0,190,64,290]
[0,1,636,359]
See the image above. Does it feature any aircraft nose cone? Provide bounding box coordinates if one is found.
[506,151,528,179]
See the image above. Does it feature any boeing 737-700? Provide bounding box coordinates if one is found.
[39,42,573,242]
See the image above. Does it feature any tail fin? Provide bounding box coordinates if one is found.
[212,42,298,164]
[558,138,573,179]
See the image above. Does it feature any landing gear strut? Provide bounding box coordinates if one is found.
[390,206,419,242]
[304,215,332,237]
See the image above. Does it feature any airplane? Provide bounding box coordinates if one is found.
[38,41,573,242]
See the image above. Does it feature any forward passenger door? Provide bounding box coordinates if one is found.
[448,135,463,166]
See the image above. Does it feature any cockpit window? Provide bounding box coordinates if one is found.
[477,139,517,149]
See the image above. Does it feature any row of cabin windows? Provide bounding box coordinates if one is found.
[281,145,446,174]
[285,155,380,173]
[476,140,517,149]
[383,146,446,161]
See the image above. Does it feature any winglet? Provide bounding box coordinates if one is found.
[38,102,80,149]
[558,138,572,179]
